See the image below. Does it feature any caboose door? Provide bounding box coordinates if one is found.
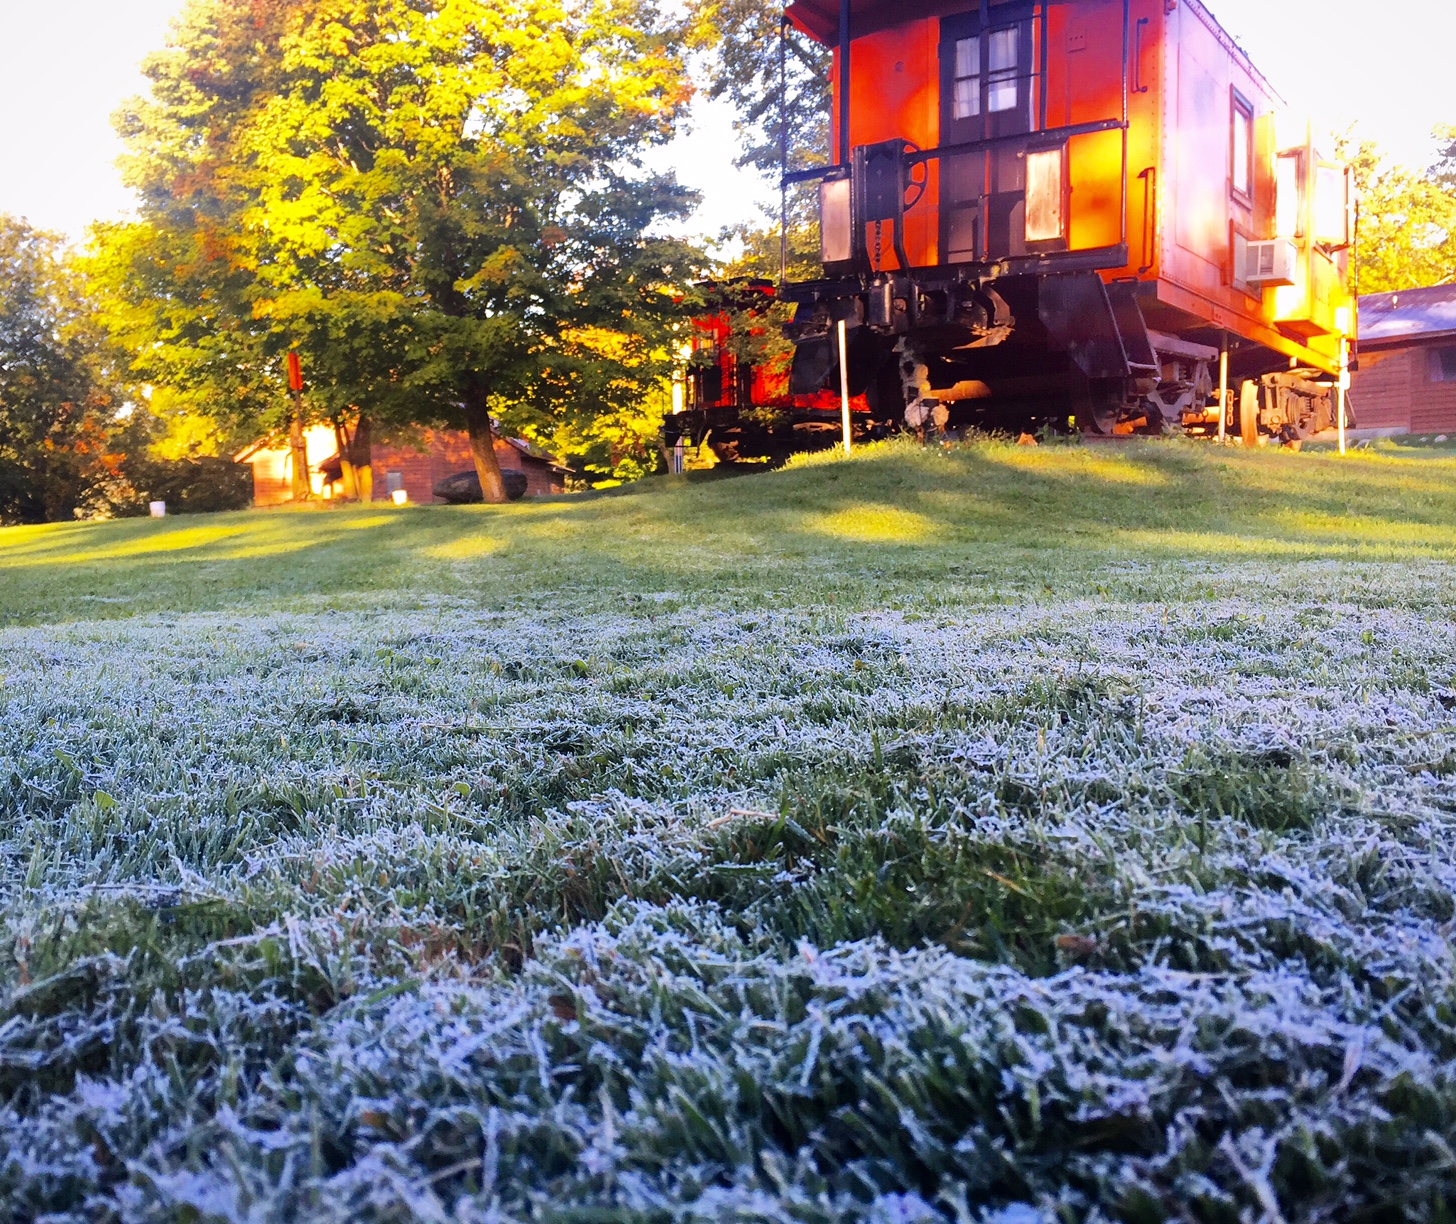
[939,4,1037,263]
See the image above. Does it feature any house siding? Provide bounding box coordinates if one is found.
[1411,345,1456,435]
[242,426,340,506]
[371,430,564,502]
[1351,341,1456,436]
[1351,348,1413,432]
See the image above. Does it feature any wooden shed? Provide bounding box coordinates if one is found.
[1352,286,1456,436]
[234,425,339,506]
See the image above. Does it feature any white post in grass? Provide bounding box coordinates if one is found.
[1217,333,1229,445]
[1335,305,1352,456]
[837,317,853,456]
[1337,336,1349,456]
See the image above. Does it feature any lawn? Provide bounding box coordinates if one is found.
[3,437,1456,1222]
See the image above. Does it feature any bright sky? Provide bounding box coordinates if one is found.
[0,0,1451,245]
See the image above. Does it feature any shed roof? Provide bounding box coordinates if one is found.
[1359,285,1456,348]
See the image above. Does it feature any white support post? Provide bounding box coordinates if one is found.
[1217,334,1229,444]
[1337,335,1350,456]
[837,318,853,456]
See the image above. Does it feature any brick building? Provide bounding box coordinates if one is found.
[235,427,568,506]
[370,429,567,502]
[1352,286,1456,436]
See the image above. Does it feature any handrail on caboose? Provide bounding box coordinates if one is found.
[781,119,1126,189]
[779,0,1134,279]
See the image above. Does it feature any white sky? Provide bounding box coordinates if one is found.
[0,0,1451,245]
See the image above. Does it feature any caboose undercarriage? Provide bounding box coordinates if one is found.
[782,266,1341,443]
[665,266,1343,465]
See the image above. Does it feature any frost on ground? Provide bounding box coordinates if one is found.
[2,561,1456,1221]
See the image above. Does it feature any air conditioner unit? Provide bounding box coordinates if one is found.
[1245,238,1298,287]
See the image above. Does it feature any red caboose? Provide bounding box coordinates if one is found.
[679,0,1357,450]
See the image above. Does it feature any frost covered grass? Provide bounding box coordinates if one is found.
[3,439,1456,1221]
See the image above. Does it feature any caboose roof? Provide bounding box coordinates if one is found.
[786,0,992,43]
[1359,285,1456,349]
[787,0,1281,104]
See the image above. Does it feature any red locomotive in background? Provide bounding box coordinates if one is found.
[667,0,1356,460]
[678,280,896,462]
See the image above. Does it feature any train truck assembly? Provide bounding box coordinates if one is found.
[666,0,1357,459]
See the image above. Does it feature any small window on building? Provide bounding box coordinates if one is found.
[1314,162,1351,248]
[1275,151,1303,238]
[1024,147,1065,245]
[1231,90,1254,200]
[385,471,404,495]
[1430,347,1456,383]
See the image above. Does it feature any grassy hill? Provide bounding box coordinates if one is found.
[3,436,1456,624]
[3,438,1456,1221]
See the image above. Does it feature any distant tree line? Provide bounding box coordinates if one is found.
[0,215,251,524]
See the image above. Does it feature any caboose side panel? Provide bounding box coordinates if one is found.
[1044,0,1155,262]
[1157,1,1279,338]
[837,23,943,268]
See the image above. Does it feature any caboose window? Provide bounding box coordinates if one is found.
[951,28,1020,120]
[1315,162,1351,248]
[952,38,980,119]
[988,29,1020,113]
[1276,152,1303,238]
[1231,91,1254,200]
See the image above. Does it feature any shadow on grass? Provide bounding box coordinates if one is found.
[2,439,1454,625]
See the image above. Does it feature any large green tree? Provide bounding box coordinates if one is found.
[1344,129,1456,295]
[689,0,829,283]
[96,0,705,501]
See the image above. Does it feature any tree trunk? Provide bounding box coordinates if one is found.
[333,421,359,500]
[352,412,373,503]
[289,400,313,501]
[463,389,509,504]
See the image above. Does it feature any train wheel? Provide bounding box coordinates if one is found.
[865,354,910,424]
[1074,386,1121,436]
